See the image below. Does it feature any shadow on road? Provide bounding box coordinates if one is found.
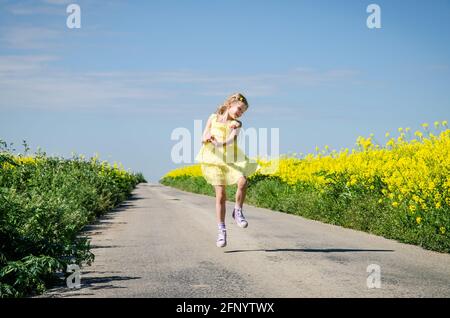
[224,248,395,253]
[81,192,145,234]
[42,274,141,297]
[80,275,141,290]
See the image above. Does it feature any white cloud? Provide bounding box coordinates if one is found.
[4,0,70,16]
[0,55,57,75]
[0,55,361,113]
[6,3,64,15]
[0,26,62,49]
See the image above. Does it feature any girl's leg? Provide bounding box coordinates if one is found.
[215,185,226,224]
[233,176,249,228]
[235,176,247,209]
[215,185,227,247]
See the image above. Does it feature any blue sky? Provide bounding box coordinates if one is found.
[1,0,450,182]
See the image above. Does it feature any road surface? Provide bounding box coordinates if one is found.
[41,183,450,297]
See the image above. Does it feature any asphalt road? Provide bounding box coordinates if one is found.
[41,183,450,297]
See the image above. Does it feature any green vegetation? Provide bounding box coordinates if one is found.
[0,140,146,297]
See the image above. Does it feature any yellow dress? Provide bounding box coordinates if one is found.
[194,113,261,186]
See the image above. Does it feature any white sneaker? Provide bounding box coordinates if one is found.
[232,208,248,228]
[216,229,227,248]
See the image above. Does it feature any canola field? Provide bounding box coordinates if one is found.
[161,121,450,253]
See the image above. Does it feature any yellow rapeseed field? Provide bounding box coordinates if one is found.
[163,121,450,236]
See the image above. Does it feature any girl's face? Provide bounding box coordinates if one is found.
[228,101,247,119]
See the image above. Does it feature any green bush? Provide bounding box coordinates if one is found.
[0,142,146,297]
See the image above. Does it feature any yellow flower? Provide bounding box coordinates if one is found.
[440,227,446,234]
[163,122,450,238]
[1,163,16,170]
[421,123,429,129]
[14,156,37,165]
[386,139,395,147]
[164,164,203,178]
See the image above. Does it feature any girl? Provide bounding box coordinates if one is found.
[194,93,260,248]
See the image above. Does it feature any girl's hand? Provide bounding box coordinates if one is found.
[210,137,219,146]
[204,135,219,146]
[202,134,215,144]
[229,120,242,130]
[202,132,212,143]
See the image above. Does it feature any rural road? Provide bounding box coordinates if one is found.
[42,183,450,298]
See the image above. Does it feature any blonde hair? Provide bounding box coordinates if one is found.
[215,92,249,116]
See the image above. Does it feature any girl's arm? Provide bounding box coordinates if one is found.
[201,115,214,144]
